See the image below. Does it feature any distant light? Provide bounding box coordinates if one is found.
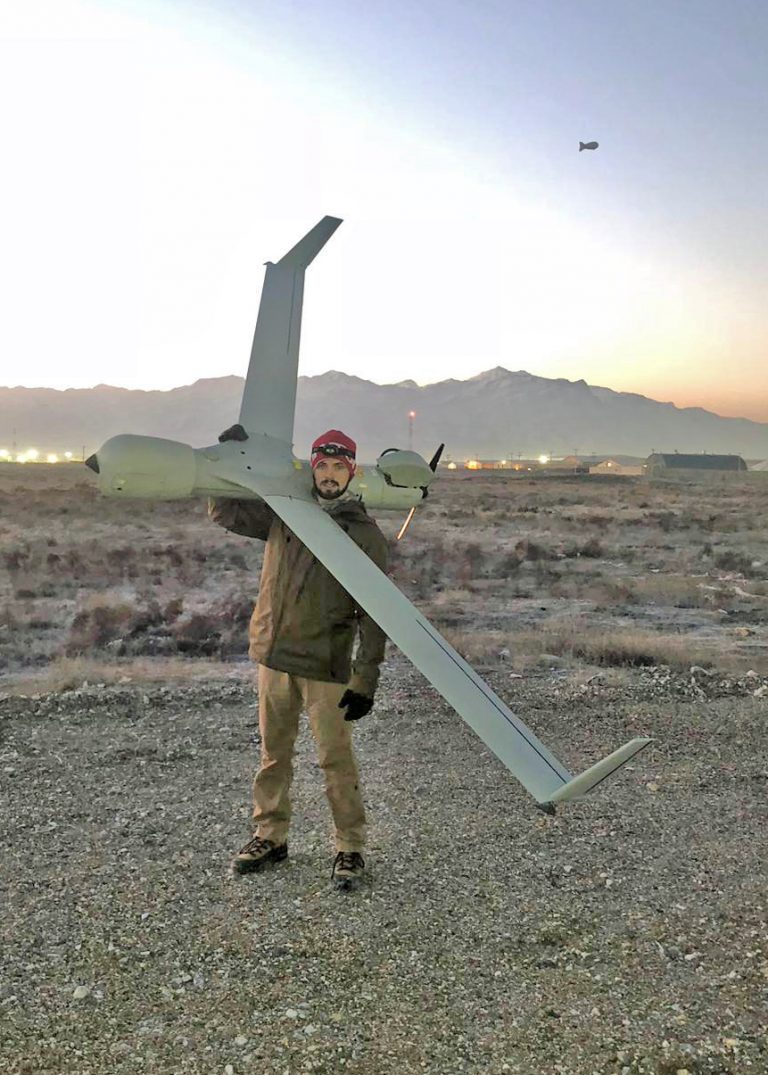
[447,461,457,470]
[538,454,550,465]
[0,449,9,459]
[64,451,73,459]
[47,453,59,464]
[466,459,480,470]
[408,410,416,419]
[26,448,39,461]
[500,459,507,466]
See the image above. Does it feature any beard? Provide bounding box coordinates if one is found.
[314,477,349,500]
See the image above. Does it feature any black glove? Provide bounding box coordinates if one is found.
[218,423,249,443]
[338,689,374,722]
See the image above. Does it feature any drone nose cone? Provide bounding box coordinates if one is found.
[84,453,100,474]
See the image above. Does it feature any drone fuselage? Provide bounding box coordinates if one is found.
[87,432,430,510]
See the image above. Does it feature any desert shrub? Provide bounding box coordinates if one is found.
[512,622,717,671]
[129,595,165,634]
[714,549,757,577]
[26,610,55,630]
[63,550,86,579]
[172,591,253,657]
[579,537,603,558]
[3,545,31,572]
[32,657,129,693]
[441,630,508,663]
[106,546,137,571]
[64,591,175,656]
[172,612,221,656]
[515,539,555,562]
[647,511,681,532]
[13,578,57,599]
[388,539,449,596]
[461,542,484,573]
[533,562,562,587]
[487,550,523,578]
[444,623,718,671]
[158,544,184,568]
[631,576,714,609]
[580,578,635,606]
[225,549,249,570]
[163,596,184,621]
[65,598,138,655]
[560,628,709,669]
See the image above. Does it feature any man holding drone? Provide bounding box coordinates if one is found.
[209,426,388,890]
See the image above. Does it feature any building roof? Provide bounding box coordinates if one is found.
[563,454,645,466]
[647,453,747,471]
[590,459,643,469]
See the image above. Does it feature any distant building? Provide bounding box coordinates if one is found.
[589,459,644,476]
[464,457,518,470]
[646,453,747,477]
[562,455,600,468]
[560,454,644,475]
[463,459,533,471]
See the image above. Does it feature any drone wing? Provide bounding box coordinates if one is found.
[244,485,651,808]
[238,216,343,446]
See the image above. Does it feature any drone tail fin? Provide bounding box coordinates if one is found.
[238,216,343,446]
[539,737,653,811]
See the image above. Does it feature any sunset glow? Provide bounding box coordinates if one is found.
[1,1,766,421]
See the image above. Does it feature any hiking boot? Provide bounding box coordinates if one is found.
[331,851,365,890]
[231,835,288,875]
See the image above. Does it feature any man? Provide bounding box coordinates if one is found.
[209,428,388,889]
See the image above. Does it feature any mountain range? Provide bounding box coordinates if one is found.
[1,368,767,461]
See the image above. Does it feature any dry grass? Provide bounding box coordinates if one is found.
[445,621,734,672]
[2,463,767,683]
[447,620,768,674]
[3,655,250,696]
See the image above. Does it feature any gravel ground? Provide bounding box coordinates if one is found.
[1,657,767,1075]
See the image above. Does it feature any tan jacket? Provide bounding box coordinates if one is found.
[208,495,389,696]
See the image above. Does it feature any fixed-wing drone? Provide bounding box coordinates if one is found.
[86,216,651,813]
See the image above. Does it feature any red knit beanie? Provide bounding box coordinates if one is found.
[311,429,357,478]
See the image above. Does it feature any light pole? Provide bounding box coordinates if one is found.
[408,410,416,451]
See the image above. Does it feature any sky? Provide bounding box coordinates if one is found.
[1,0,767,420]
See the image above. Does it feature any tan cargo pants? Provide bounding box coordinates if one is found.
[252,665,366,852]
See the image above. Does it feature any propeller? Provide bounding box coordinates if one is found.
[396,443,444,541]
